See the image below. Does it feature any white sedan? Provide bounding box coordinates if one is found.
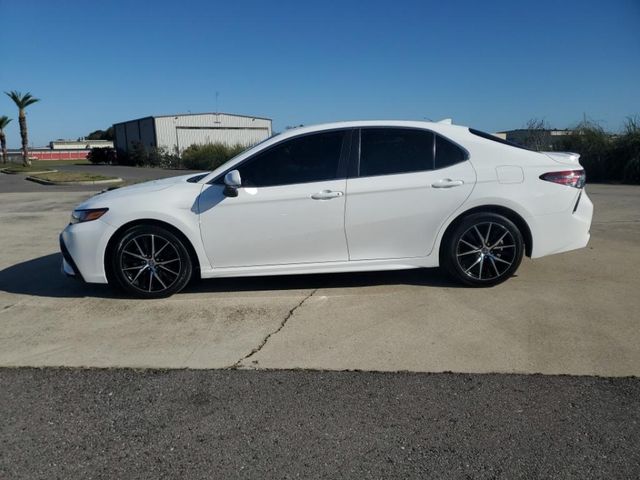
[60,120,593,297]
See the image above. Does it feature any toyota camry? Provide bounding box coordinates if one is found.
[60,120,593,297]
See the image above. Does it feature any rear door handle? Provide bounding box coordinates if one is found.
[311,190,344,200]
[432,179,464,188]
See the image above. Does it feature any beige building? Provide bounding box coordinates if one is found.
[49,139,114,150]
[113,112,272,156]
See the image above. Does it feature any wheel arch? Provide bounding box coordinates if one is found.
[104,218,201,282]
[439,205,533,259]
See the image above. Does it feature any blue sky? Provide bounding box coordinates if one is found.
[0,0,638,147]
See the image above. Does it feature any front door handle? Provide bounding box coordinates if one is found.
[432,179,464,188]
[311,190,344,200]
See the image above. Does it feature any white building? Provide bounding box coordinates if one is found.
[49,139,114,150]
[113,112,272,156]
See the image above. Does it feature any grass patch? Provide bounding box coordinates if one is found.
[29,172,121,183]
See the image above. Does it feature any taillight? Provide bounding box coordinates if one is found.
[539,170,586,188]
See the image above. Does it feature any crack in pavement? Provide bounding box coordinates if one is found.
[231,288,318,368]
[0,301,24,314]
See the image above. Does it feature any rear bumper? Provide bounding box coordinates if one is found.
[530,189,593,258]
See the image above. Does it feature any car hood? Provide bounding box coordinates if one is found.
[76,172,205,209]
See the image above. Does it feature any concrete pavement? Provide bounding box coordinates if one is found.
[0,184,639,375]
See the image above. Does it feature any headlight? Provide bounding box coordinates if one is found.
[70,208,109,224]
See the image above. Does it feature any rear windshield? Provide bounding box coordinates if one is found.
[469,128,532,151]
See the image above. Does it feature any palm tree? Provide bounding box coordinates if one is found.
[5,91,40,167]
[0,116,11,164]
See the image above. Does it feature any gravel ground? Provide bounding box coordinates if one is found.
[1,368,639,479]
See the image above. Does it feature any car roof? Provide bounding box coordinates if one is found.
[199,120,473,183]
[278,120,469,139]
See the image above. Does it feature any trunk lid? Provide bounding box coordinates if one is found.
[542,151,581,166]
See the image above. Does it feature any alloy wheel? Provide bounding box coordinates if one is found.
[455,222,516,281]
[118,233,182,293]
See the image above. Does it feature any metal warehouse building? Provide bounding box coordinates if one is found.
[113,112,272,156]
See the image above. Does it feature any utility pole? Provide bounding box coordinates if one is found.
[215,91,221,124]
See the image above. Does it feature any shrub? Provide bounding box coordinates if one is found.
[87,147,116,164]
[550,116,640,184]
[623,156,640,184]
[119,143,182,168]
[181,143,247,170]
[114,142,251,170]
[147,146,181,169]
[113,148,133,166]
[125,142,146,166]
[620,116,640,183]
[555,120,619,182]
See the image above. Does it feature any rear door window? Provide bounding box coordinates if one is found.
[435,135,467,169]
[359,128,435,177]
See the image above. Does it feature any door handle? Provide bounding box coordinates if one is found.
[432,179,464,188]
[311,190,344,200]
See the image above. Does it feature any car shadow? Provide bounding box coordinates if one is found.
[0,253,461,299]
[0,253,118,299]
[185,268,459,293]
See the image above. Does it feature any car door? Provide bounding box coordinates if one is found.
[345,127,476,260]
[198,129,351,268]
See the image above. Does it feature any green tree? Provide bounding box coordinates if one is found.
[86,126,114,141]
[5,91,40,167]
[87,147,116,164]
[0,116,12,164]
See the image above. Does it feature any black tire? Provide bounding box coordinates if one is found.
[109,225,193,298]
[441,212,524,287]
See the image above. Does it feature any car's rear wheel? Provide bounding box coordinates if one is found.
[110,225,192,298]
[442,212,524,287]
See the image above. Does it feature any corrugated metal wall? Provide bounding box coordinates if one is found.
[114,124,127,151]
[139,118,156,148]
[155,114,272,154]
[124,121,140,150]
[114,117,156,152]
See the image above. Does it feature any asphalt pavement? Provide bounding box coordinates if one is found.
[1,368,639,479]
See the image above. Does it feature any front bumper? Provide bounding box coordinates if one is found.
[59,220,115,284]
[60,234,84,281]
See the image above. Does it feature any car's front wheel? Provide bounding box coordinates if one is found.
[442,212,524,287]
[110,225,193,298]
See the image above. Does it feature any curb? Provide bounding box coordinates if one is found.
[1,168,58,175]
[25,176,123,186]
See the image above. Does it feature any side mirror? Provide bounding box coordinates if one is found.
[223,170,241,197]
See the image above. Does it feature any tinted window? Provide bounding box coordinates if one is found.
[237,131,345,187]
[359,128,434,177]
[435,135,467,169]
